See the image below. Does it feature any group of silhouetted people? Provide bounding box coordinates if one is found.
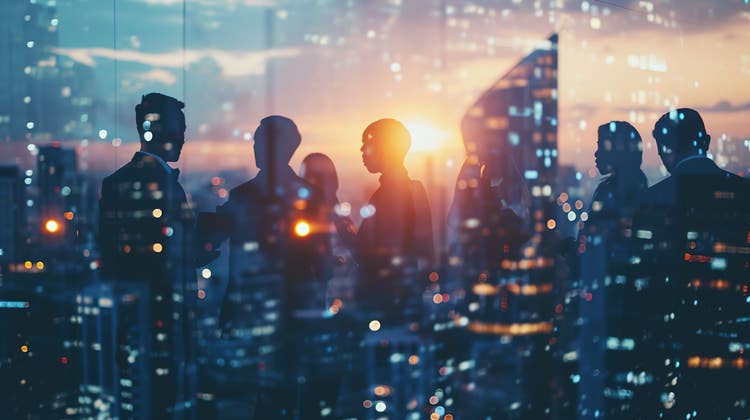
[98,93,435,419]
[98,93,750,419]
[576,110,750,418]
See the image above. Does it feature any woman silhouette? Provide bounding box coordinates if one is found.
[299,153,358,300]
[590,120,648,222]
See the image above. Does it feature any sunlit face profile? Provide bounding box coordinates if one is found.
[360,118,411,174]
[360,134,383,174]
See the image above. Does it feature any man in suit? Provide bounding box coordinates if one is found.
[99,92,197,419]
[356,118,434,319]
[632,108,750,418]
[212,115,332,418]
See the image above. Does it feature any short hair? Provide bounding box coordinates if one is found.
[597,120,643,168]
[254,115,301,162]
[653,108,709,154]
[363,118,411,161]
[135,92,185,142]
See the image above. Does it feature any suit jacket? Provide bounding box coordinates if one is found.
[99,151,196,285]
[355,167,433,315]
[98,151,198,419]
[216,166,331,329]
[631,156,750,416]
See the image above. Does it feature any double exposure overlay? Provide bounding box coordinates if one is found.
[1,1,750,419]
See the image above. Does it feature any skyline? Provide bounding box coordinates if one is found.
[3,0,750,188]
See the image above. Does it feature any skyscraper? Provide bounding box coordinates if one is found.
[78,282,151,418]
[449,33,560,418]
[0,1,95,142]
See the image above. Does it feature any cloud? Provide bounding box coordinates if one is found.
[53,47,300,78]
[132,69,178,85]
[616,100,750,115]
[701,100,750,113]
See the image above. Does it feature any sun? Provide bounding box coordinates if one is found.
[403,120,449,152]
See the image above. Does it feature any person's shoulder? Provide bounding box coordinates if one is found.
[102,159,140,186]
[408,178,428,196]
[638,176,674,206]
[591,176,613,196]
[289,174,316,195]
[721,170,750,194]
[228,179,257,200]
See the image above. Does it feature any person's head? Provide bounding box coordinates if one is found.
[360,118,411,174]
[595,121,643,176]
[652,108,710,173]
[300,153,339,203]
[253,115,301,170]
[135,93,186,162]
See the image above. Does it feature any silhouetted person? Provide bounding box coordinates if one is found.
[589,121,648,224]
[447,107,532,289]
[632,108,750,418]
[448,158,531,277]
[99,92,197,419]
[299,152,358,301]
[575,121,648,418]
[355,118,433,319]
[212,116,330,419]
[296,152,356,418]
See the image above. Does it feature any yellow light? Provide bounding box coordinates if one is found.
[403,120,449,152]
[152,208,163,218]
[24,261,32,269]
[152,243,163,253]
[21,345,28,353]
[373,385,391,397]
[44,219,60,233]
[294,220,311,237]
[368,319,381,331]
[35,261,44,270]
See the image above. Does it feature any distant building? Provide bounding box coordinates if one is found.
[77,282,151,418]
[451,33,561,417]
[36,143,79,246]
[0,166,23,270]
[0,1,95,142]
[0,275,80,418]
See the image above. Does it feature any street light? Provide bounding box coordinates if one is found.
[294,220,311,237]
[44,219,60,234]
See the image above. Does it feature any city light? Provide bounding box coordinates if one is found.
[2,1,750,418]
[294,220,311,237]
[44,219,60,233]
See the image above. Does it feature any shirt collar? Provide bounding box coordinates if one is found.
[675,154,710,169]
[256,165,296,182]
[137,150,175,174]
[379,165,409,186]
